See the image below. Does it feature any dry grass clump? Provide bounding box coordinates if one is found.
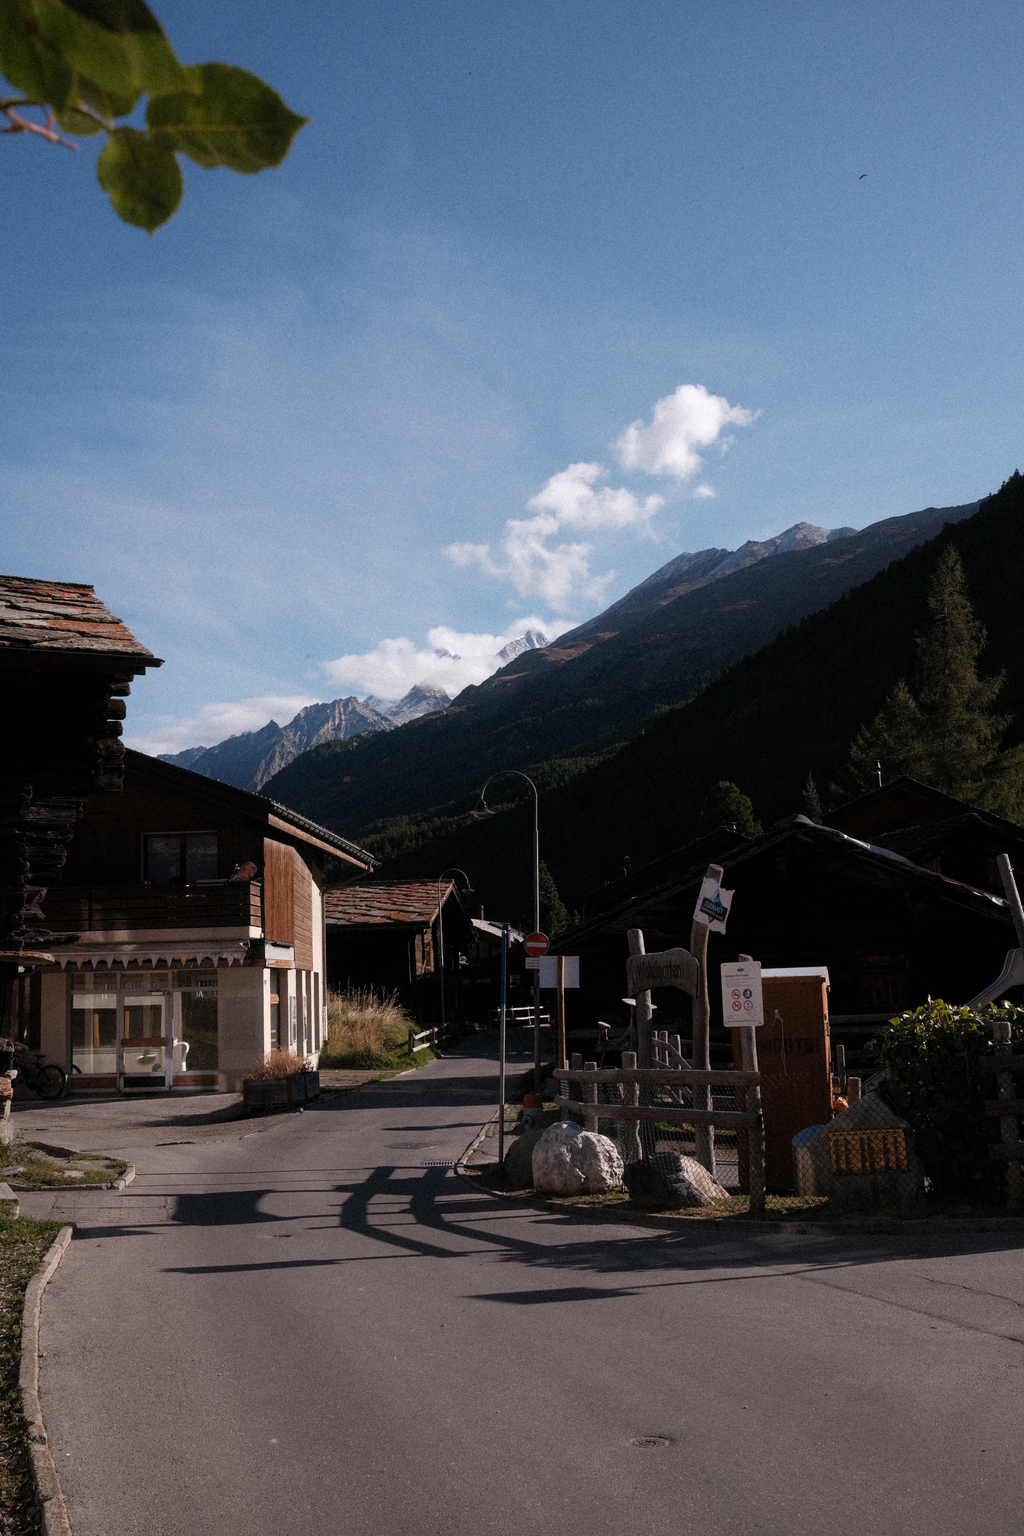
[320,987,414,1069]
[246,1048,308,1080]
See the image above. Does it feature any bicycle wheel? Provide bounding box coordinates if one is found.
[35,1065,66,1100]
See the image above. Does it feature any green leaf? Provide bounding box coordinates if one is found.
[0,0,191,112]
[146,61,307,173]
[54,99,103,133]
[73,68,138,118]
[0,0,74,106]
[96,124,181,230]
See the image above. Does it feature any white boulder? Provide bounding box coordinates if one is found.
[532,1121,624,1195]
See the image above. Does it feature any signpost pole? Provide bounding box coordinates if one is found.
[689,862,724,1176]
[498,926,508,1167]
[556,954,567,1070]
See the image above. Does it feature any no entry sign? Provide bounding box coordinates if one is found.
[525,931,549,957]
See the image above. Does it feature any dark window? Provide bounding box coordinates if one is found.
[144,833,218,885]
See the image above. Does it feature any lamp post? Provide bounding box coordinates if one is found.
[472,772,542,1146]
[436,867,473,1035]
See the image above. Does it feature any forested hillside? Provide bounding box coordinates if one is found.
[264,496,978,841]
[297,474,1024,930]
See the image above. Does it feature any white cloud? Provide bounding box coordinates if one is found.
[447,462,661,612]
[127,695,321,757]
[323,618,567,702]
[614,383,757,481]
[446,386,756,612]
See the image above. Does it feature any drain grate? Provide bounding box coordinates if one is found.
[423,1160,455,1167]
[629,1436,672,1448]
[384,1141,438,1149]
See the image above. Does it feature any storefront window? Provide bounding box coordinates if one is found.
[71,981,117,1075]
[176,990,218,1072]
[70,968,220,1077]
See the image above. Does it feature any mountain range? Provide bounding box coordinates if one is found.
[260,497,980,838]
[156,631,554,794]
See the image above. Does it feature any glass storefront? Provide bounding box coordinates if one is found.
[70,968,219,1084]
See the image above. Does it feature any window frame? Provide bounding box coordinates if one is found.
[142,830,219,886]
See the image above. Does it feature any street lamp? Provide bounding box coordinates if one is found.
[472,771,542,1163]
[436,867,473,1034]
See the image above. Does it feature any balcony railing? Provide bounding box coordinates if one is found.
[40,881,263,934]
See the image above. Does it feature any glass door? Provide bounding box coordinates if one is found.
[118,994,171,1090]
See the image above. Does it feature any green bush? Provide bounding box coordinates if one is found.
[866,999,1024,1203]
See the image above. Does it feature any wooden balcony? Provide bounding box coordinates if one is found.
[40,881,263,934]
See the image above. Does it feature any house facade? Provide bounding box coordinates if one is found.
[20,750,375,1092]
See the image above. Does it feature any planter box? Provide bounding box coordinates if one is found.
[242,1070,320,1109]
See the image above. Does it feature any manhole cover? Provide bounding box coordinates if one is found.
[628,1436,672,1448]
[384,1141,439,1150]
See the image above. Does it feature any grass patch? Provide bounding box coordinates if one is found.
[0,1217,63,1531]
[2,1143,127,1191]
[319,987,431,1070]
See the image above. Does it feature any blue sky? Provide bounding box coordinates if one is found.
[3,1,1023,752]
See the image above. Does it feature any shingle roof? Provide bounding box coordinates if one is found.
[0,575,160,664]
[325,880,454,927]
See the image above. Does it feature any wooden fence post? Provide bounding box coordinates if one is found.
[627,929,654,1069]
[739,1024,765,1217]
[583,1060,598,1131]
[620,1051,642,1163]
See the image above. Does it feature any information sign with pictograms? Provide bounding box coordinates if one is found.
[720,959,764,1027]
[524,932,549,957]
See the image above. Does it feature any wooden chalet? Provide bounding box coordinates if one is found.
[549,816,1019,1064]
[324,880,475,1024]
[0,575,162,1035]
[21,751,375,1092]
[825,776,1024,896]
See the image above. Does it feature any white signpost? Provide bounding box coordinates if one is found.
[720,959,764,1028]
[526,955,579,988]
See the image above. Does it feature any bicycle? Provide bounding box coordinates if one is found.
[13,1048,66,1100]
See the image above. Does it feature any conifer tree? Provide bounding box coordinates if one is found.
[695,781,762,837]
[834,546,1024,817]
[802,773,823,822]
[840,678,931,793]
[914,545,1008,795]
[539,861,576,937]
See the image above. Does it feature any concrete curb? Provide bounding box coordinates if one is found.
[455,1110,500,1182]
[20,1225,74,1536]
[113,1163,135,1192]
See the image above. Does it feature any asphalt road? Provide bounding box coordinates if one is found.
[34,1039,1024,1536]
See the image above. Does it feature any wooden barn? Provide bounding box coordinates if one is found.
[324,880,476,1024]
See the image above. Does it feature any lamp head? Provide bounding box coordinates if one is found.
[471,797,493,820]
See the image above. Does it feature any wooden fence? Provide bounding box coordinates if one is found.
[407,1025,446,1054]
[554,1057,766,1215]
